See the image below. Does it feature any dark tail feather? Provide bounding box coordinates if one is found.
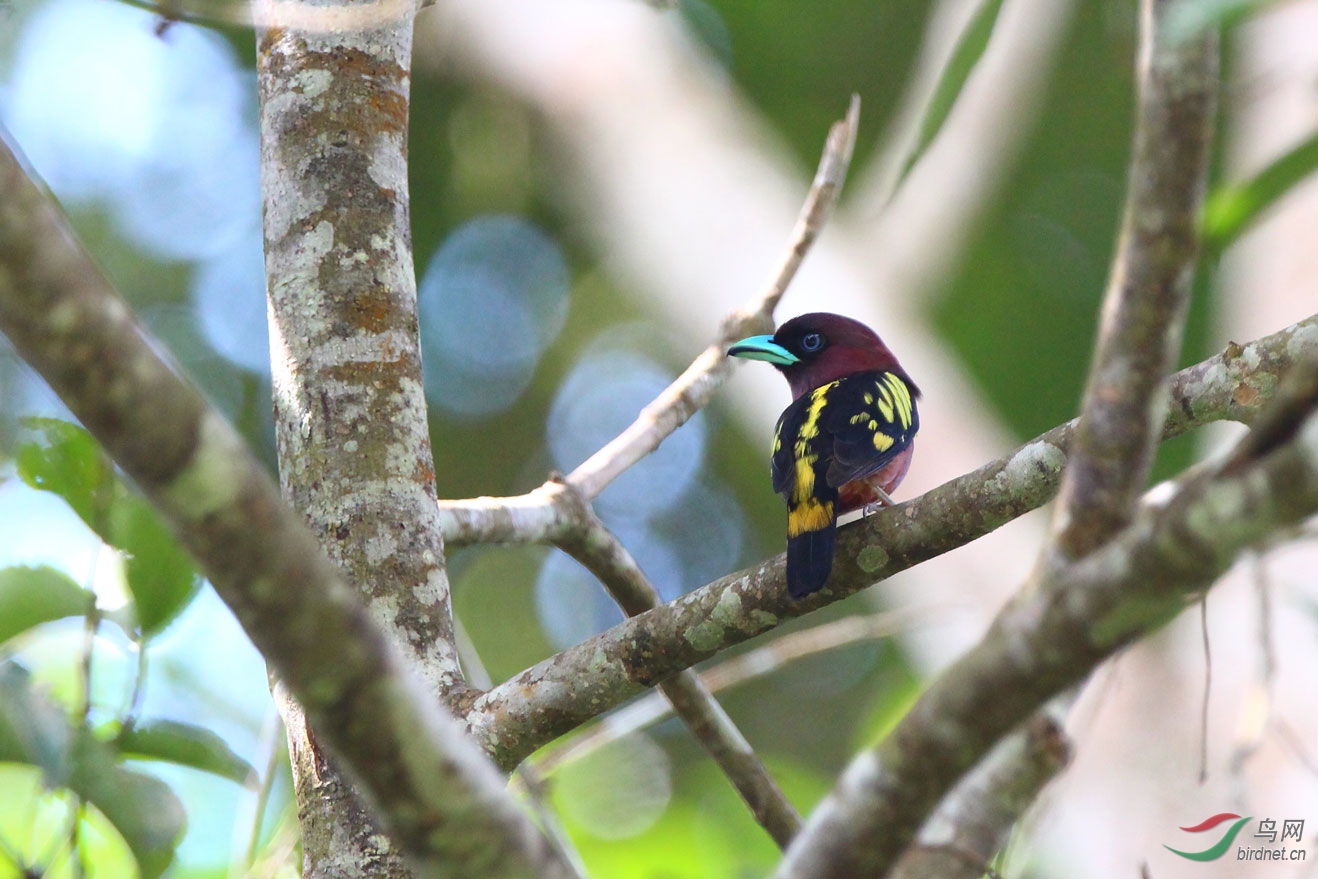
[786,524,836,598]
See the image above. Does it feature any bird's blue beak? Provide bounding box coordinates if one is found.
[727,335,799,366]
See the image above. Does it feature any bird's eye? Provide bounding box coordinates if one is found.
[800,332,824,353]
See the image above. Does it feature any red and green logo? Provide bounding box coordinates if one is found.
[1164,813,1253,861]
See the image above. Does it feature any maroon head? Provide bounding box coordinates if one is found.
[727,312,907,399]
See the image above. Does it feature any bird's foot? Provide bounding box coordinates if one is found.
[861,487,897,518]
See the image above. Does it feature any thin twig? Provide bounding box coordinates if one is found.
[566,94,859,502]
[553,485,803,849]
[436,96,861,538]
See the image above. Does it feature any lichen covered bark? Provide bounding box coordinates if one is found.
[255,4,463,876]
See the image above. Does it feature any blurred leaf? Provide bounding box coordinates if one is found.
[0,665,186,879]
[118,719,255,785]
[0,663,73,776]
[0,565,94,646]
[1163,0,1280,45]
[890,0,1007,196]
[1203,130,1318,254]
[16,418,200,636]
[0,764,141,879]
[16,416,116,533]
[110,495,199,636]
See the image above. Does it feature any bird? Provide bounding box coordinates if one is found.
[728,312,920,598]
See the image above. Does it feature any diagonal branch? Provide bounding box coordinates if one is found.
[464,315,1316,769]
[436,96,860,542]
[0,128,575,879]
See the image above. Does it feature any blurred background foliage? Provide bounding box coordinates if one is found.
[0,0,1311,876]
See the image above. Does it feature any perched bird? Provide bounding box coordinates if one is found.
[728,313,920,598]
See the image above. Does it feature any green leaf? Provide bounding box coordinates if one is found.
[118,719,256,785]
[890,0,1007,196]
[16,418,200,636]
[16,416,117,534]
[0,665,186,879]
[1203,130,1318,254]
[0,565,95,646]
[110,495,199,636]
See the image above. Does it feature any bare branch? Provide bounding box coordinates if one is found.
[1049,0,1219,560]
[0,129,574,879]
[436,96,860,538]
[465,316,1316,769]
[565,94,859,502]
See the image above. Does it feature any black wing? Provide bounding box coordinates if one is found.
[769,372,919,597]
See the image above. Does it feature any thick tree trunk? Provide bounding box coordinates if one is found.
[255,4,464,875]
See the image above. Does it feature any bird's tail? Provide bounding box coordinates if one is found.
[785,522,835,598]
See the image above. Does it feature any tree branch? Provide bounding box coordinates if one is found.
[1050,0,1219,560]
[0,127,574,879]
[465,314,1315,769]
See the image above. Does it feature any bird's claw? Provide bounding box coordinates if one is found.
[861,487,897,518]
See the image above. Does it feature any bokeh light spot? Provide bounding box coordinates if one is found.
[547,347,705,520]
[420,214,570,417]
[551,732,673,841]
[4,0,258,261]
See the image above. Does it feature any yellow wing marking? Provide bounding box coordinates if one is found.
[790,382,838,504]
[787,497,834,537]
[873,379,895,423]
[883,373,913,429]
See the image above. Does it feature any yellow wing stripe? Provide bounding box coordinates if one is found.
[875,384,894,423]
[883,373,913,429]
[790,381,839,505]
